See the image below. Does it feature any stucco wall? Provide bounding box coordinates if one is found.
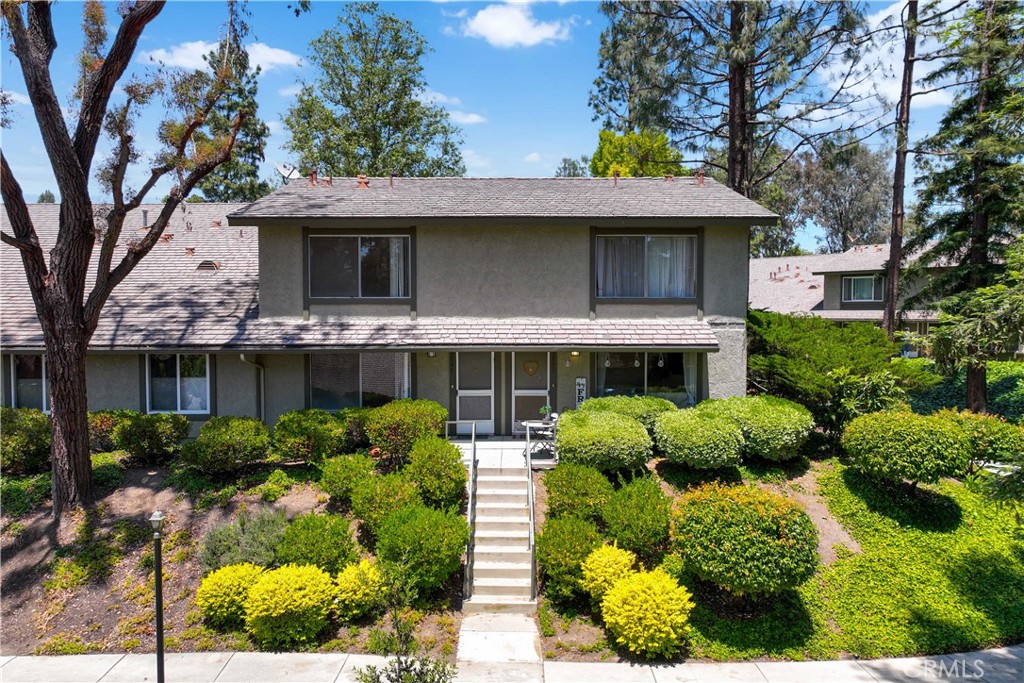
[258,225,304,318]
[555,351,590,413]
[216,354,259,418]
[702,225,749,321]
[706,324,747,399]
[415,352,451,409]
[85,354,142,411]
[262,354,306,427]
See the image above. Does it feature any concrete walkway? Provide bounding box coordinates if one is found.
[1,645,1020,683]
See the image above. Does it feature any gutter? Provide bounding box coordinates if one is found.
[239,354,266,422]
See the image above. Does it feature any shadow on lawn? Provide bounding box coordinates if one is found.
[688,582,815,654]
[841,469,963,533]
[655,457,810,492]
[943,547,1024,640]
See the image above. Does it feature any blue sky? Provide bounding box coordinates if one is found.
[1,1,955,250]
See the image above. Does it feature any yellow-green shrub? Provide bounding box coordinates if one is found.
[244,564,337,649]
[196,563,265,630]
[580,545,637,601]
[334,559,387,622]
[600,568,694,659]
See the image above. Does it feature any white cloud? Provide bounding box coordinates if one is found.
[524,152,542,163]
[442,25,457,37]
[450,111,487,125]
[441,8,467,19]
[138,41,301,72]
[266,120,285,137]
[6,91,30,105]
[278,84,303,97]
[418,88,462,107]
[463,148,493,175]
[462,4,573,48]
[246,43,302,72]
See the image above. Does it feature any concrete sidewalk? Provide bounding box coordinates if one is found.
[0,645,1020,683]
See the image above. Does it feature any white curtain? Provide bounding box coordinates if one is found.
[684,353,698,406]
[597,237,645,297]
[648,236,695,298]
[388,237,407,297]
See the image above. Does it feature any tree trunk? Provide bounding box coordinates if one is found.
[883,0,917,337]
[45,328,93,516]
[966,364,988,414]
[727,1,749,195]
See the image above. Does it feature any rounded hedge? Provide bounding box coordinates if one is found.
[842,411,971,485]
[554,410,653,472]
[935,408,1024,465]
[601,569,694,659]
[196,563,265,630]
[671,483,819,596]
[350,473,421,534]
[245,564,338,649]
[200,508,289,574]
[536,515,603,604]
[180,416,270,474]
[404,436,467,510]
[654,410,744,469]
[88,409,140,454]
[601,476,671,560]
[578,395,677,433]
[335,559,387,623]
[375,504,469,596]
[273,409,349,463]
[695,396,814,462]
[112,412,189,464]
[363,399,448,461]
[319,453,376,505]
[580,545,637,601]
[276,513,358,574]
[0,407,51,475]
[543,463,613,523]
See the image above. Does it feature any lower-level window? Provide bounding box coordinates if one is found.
[310,353,410,410]
[595,352,698,407]
[148,354,209,413]
[11,354,47,412]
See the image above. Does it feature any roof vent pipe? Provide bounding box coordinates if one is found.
[142,209,148,227]
[308,169,318,187]
[357,174,369,189]
[389,173,396,188]
[664,174,674,182]
[695,168,705,188]
[612,170,620,187]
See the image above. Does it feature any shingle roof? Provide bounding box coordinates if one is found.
[228,176,778,223]
[748,253,826,314]
[809,243,894,274]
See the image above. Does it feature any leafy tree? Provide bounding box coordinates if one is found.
[1,1,248,516]
[196,29,273,202]
[284,2,464,177]
[589,130,685,178]
[554,155,590,177]
[37,190,55,203]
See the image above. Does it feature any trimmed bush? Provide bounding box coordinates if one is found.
[363,399,448,461]
[936,408,1024,465]
[112,412,189,464]
[601,476,671,560]
[554,410,653,472]
[245,564,337,649]
[335,559,387,623]
[350,473,421,534]
[0,407,51,475]
[601,569,694,659]
[842,411,971,485]
[580,545,637,601]
[375,504,469,595]
[338,407,372,449]
[404,436,467,510]
[654,410,743,469]
[319,453,376,505]
[88,410,140,453]
[196,563,265,629]
[543,463,614,523]
[273,409,349,463]
[536,516,603,604]
[276,513,358,574]
[695,396,814,461]
[180,416,270,474]
[200,508,289,574]
[671,483,819,596]
[579,395,677,434]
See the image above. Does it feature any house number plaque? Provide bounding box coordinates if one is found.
[575,377,587,408]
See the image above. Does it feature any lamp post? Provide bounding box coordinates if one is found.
[149,510,165,683]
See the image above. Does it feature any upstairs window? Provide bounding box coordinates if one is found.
[309,235,410,299]
[147,354,209,413]
[842,275,884,302]
[11,354,47,412]
[596,235,696,299]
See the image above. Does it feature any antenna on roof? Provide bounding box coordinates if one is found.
[274,163,303,185]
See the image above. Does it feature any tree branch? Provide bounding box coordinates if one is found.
[0,151,49,294]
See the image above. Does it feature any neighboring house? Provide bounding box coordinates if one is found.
[1,177,775,435]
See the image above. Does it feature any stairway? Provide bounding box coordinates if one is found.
[463,465,537,614]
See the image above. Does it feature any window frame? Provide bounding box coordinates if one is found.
[306,230,414,303]
[10,354,48,413]
[145,353,211,415]
[592,229,699,303]
[308,352,412,410]
[593,351,700,406]
[842,275,885,303]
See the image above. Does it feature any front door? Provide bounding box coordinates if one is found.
[456,352,495,435]
[511,351,551,434]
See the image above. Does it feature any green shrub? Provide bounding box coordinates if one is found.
[0,407,51,475]
[842,411,971,485]
[536,516,603,604]
[601,476,671,561]
[273,409,350,463]
[363,399,448,461]
[112,412,189,464]
[91,451,125,489]
[245,564,337,649]
[936,408,1024,465]
[654,410,743,469]
[88,410,140,453]
[338,407,372,449]
[580,545,637,601]
[578,395,677,433]
[543,463,613,523]
[334,559,387,623]
[671,482,819,596]
[250,469,293,502]
[695,396,814,461]
[0,472,51,517]
[196,563,265,629]
[276,513,357,574]
[375,505,469,595]
[600,568,694,659]
[404,436,467,510]
[319,453,376,505]
[554,410,653,472]
[350,473,421,534]
[821,368,910,434]
[179,416,270,474]
[199,508,289,574]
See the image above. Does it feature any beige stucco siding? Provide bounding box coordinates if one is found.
[702,225,749,321]
[85,354,142,411]
[555,351,590,412]
[415,352,451,407]
[216,354,259,418]
[258,225,304,318]
[706,325,746,398]
[262,354,307,428]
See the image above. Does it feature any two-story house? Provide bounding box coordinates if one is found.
[1,177,775,435]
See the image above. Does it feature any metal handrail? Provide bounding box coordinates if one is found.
[457,421,478,600]
[526,425,537,601]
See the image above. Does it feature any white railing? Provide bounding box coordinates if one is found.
[451,421,478,599]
